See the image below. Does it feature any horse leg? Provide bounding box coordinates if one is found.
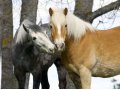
[14,68,26,89]
[41,69,50,89]
[32,72,41,89]
[54,58,67,89]
[68,71,82,89]
[79,65,91,89]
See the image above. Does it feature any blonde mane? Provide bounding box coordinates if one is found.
[66,12,95,39]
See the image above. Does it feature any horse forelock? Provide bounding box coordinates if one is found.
[49,9,67,42]
[15,24,28,44]
[15,19,35,44]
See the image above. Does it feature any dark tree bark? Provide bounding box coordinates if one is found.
[74,0,93,21]
[74,0,120,23]
[0,0,3,55]
[20,0,38,88]
[20,0,38,23]
[88,0,120,22]
[0,0,17,88]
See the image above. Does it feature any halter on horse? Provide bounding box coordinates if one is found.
[49,7,120,89]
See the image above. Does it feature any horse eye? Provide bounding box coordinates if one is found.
[65,24,67,28]
[33,37,36,40]
[50,25,52,29]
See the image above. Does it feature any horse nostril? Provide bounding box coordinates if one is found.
[54,43,65,50]
[49,49,53,52]
[49,48,54,53]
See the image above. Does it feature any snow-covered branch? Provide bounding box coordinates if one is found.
[89,0,120,22]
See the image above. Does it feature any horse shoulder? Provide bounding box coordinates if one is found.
[62,33,97,70]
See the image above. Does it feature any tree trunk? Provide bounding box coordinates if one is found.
[20,0,38,23]
[0,0,2,54]
[74,0,93,21]
[74,0,120,23]
[0,1,3,88]
[20,0,38,88]
[1,0,17,88]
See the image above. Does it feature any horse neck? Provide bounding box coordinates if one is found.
[65,30,93,48]
[66,13,94,40]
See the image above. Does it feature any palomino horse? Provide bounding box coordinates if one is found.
[12,19,67,89]
[49,8,120,89]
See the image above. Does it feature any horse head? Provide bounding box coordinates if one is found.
[49,8,68,51]
[22,23,55,54]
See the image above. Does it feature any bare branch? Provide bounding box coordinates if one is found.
[88,0,120,23]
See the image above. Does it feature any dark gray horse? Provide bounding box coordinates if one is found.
[12,19,66,89]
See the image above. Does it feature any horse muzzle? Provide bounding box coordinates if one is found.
[55,43,65,51]
[48,48,55,54]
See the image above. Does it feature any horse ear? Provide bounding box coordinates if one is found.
[38,19,42,26]
[63,8,68,16]
[49,8,53,16]
[23,24,29,33]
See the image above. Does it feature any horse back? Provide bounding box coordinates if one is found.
[93,26,120,55]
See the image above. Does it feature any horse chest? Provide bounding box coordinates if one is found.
[61,50,80,74]
[61,54,79,74]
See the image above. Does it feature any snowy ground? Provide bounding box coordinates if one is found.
[29,65,120,89]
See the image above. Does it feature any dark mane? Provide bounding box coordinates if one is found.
[15,22,42,44]
[28,24,42,32]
